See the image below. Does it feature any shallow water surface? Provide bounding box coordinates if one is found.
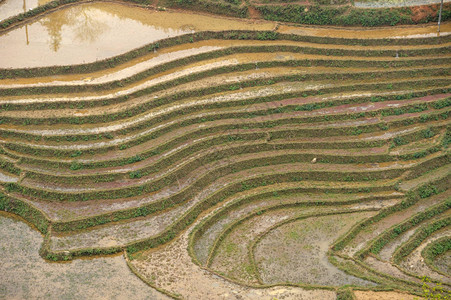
[0,0,52,20]
[0,3,196,67]
[0,213,169,299]
[0,2,274,68]
[1,1,450,68]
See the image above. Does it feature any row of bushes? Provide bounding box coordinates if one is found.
[5,107,447,185]
[256,4,451,26]
[9,144,446,232]
[0,157,21,176]
[0,0,449,33]
[422,236,451,276]
[3,131,446,260]
[6,150,404,202]
[54,178,396,233]
[18,127,446,189]
[34,170,393,261]
[2,87,449,162]
[3,83,448,156]
[0,192,49,233]
[392,216,451,264]
[332,176,449,252]
[329,179,449,292]
[1,30,449,79]
[1,73,448,127]
[23,137,393,183]
[169,0,248,18]
[2,56,448,118]
[189,190,400,265]
[3,106,448,197]
[364,199,450,257]
[2,45,448,99]
[5,99,448,170]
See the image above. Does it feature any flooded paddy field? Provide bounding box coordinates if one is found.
[0,1,450,299]
[0,0,52,21]
[1,2,450,68]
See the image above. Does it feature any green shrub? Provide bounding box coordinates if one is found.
[129,171,142,179]
[70,162,83,170]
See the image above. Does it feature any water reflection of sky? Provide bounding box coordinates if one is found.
[0,3,194,68]
[0,0,52,21]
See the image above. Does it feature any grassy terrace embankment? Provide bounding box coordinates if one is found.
[0,5,450,298]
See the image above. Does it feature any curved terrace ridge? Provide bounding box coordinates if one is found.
[0,4,450,299]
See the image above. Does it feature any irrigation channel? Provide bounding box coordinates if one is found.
[0,1,450,299]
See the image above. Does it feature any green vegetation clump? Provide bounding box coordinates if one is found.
[255,4,450,26]
[0,15,450,300]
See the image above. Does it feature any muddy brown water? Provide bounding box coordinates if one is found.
[0,3,192,68]
[1,1,450,68]
[0,213,169,299]
[0,2,273,68]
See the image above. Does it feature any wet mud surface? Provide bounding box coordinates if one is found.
[0,213,169,300]
[399,227,451,284]
[130,209,337,299]
[255,211,376,286]
[433,251,451,276]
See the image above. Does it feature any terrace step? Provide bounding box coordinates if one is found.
[2,98,448,164]
[399,164,451,192]
[5,116,448,184]
[338,192,451,257]
[250,210,379,287]
[398,226,451,284]
[1,72,449,122]
[2,90,448,141]
[17,149,446,197]
[2,39,449,89]
[192,191,403,265]
[0,21,449,297]
[1,50,449,100]
[11,155,404,203]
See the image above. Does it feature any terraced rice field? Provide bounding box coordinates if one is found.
[0,2,450,299]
